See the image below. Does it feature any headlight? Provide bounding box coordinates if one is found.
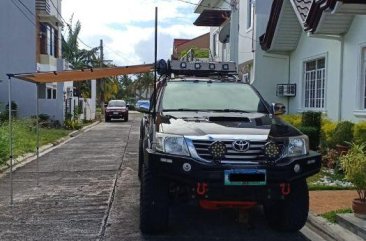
[156,133,190,156]
[286,135,309,157]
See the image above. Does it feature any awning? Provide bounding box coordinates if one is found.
[194,9,231,27]
[10,64,153,84]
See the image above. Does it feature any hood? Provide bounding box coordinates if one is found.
[158,112,301,139]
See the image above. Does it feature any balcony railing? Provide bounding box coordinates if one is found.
[36,0,51,15]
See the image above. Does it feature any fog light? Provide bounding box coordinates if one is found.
[264,142,281,159]
[183,163,191,172]
[294,164,301,173]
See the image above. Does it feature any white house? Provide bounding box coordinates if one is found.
[260,0,366,122]
[194,0,366,122]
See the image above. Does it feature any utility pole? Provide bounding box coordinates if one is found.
[99,39,105,114]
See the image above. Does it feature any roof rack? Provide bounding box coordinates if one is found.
[156,59,237,77]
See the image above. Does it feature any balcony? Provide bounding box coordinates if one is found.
[36,0,51,15]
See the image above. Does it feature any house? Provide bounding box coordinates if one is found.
[194,0,366,122]
[172,33,210,60]
[194,0,284,104]
[260,0,366,122]
[0,0,96,123]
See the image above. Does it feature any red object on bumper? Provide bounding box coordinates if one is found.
[199,200,257,210]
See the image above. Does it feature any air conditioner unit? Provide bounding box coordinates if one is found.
[276,84,296,97]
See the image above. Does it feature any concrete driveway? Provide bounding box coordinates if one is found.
[0,113,320,240]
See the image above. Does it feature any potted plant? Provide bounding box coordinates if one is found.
[340,143,366,219]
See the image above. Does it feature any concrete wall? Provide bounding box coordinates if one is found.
[342,15,366,122]
[288,32,341,120]
[0,0,37,117]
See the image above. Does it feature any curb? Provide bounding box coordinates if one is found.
[307,212,364,241]
[0,121,100,176]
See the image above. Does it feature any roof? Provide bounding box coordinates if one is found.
[10,64,153,84]
[173,39,190,48]
[292,0,312,22]
[260,0,366,51]
[193,9,231,27]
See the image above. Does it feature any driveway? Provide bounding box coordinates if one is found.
[0,113,319,240]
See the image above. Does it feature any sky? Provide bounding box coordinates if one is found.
[62,0,209,66]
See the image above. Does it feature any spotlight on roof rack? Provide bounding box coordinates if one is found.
[194,63,202,70]
[180,62,187,69]
[209,63,216,70]
[222,64,229,71]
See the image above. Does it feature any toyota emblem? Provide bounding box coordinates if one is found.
[232,140,250,152]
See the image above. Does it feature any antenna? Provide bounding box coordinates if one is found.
[153,7,158,119]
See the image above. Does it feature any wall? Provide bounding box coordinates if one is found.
[342,16,366,122]
[288,32,342,120]
[0,0,37,117]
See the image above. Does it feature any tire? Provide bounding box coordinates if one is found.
[264,179,309,232]
[105,116,110,122]
[124,115,129,122]
[138,139,143,181]
[140,163,169,234]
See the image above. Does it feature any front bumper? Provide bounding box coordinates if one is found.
[105,111,128,119]
[145,149,321,201]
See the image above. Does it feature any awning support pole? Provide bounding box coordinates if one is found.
[36,84,40,185]
[8,75,13,206]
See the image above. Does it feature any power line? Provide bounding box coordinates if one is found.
[10,0,36,27]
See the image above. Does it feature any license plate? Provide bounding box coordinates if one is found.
[224,169,266,186]
[113,112,119,115]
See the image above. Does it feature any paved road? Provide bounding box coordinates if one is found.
[0,114,319,240]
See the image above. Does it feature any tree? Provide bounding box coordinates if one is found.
[62,17,99,98]
[134,72,154,99]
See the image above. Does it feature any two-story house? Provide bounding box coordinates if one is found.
[0,0,95,123]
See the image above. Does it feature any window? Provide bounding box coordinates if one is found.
[303,58,326,109]
[247,0,254,30]
[162,82,265,113]
[362,48,366,109]
[40,23,58,57]
[213,33,219,57]
[46,84,57,99]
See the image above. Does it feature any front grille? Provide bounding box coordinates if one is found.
[192,140,267,163]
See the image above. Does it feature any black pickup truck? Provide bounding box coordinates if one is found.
[137,60,321,234]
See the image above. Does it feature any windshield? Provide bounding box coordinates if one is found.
[108,100,126,107]
[161,81,268,113]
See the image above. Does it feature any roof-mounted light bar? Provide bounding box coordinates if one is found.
[168,60,237,76]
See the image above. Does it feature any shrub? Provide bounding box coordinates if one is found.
[64,119,82,130]
[299,126,319,150]
[281,114,302,128]
[329,121,354,148]
[301,111,322,150]
[302,111,321,128]
[340,143,366,201]
[321,118,337,148]
[353,121,366,144]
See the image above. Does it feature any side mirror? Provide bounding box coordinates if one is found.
[104,103,108,108]
[137,104,150,114]
[272,103,286,115]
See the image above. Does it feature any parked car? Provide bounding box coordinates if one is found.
[137,60,321,234]
[105,100,128,122]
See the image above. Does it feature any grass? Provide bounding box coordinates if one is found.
[0,119,71,166]
[321,208,352,223]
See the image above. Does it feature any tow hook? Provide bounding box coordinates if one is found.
[196,182,208,196]
[280,183,291,196]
